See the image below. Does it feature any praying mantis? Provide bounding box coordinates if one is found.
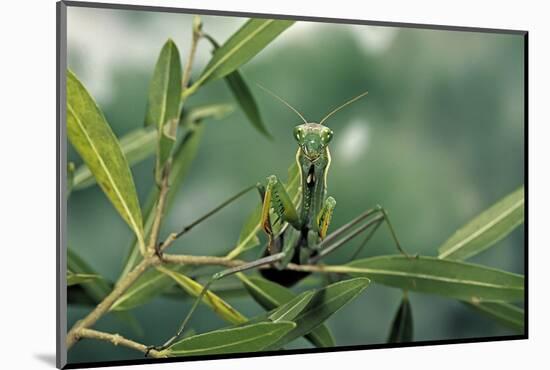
[146,86,414,355]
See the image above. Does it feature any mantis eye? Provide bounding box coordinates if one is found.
[321,128,334,145]
[293,126,305,142]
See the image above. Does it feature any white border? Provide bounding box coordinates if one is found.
[2,0,547,369]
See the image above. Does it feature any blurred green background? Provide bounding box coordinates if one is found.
[66,6,524,364]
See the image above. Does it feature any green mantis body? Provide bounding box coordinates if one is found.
[261,123,334,264]
[147,88,411,354]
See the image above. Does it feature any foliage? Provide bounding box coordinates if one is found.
[66,15,525,362]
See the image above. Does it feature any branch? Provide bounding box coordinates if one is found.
[162,253,244,266]
[148,164,171,255]
[161,253,355,275]
[66,257,158,348]
[181,16,202,91]
[77,328,167,358]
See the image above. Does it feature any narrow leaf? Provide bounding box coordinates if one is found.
[196,19,294,86]
[111,266,188,311]
[268,291,315,323]
[387,295,413,343]
[465,301,524,332]
[345,255,524,302]
[72,127,156,190]
[266,277,370,350]
[67,248,143,335]
[438,186,524,260]
[225,205,262,260]
[67,271,101,286]
[182,103,234,123]
[72,104,232,191]
[285,162,301,201]
[238,274,335,347]
[158,266,247,325]
[225,71,271,138]
[163,279,250,301]
[67,70,144,248]
[166,322,295,357]
[145,39,182,129]
[165,124,205,209]
[67,248,112,302]
[145,39,183,181]
[204,35,271,138]
[67,162,75,194]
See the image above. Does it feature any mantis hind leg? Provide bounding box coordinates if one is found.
[145,252,287,356]
[310,205,415,264]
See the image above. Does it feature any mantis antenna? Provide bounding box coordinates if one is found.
[319,91,369,125]
[256,83,308,124]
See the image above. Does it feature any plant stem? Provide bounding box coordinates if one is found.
[77,328,167,358]
[148,164,171,255]
[66,252,353,349]
[181,16,202,91]
[66,256,158,348]
[162,253,243,266]
[161,253,359,275]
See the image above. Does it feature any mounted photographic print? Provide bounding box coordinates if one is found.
[57,1,527,368]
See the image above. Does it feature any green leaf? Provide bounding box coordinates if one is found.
[225,205,262,259]
[204,35,271,138]
[238,274,335,347]
[465,301,524,332]
[144,39,183,181]
[165,124,205,210]
[195,19,294,87]
[73,127,156,190]
[266,277,370,350]
[158,266,247,325]
[162,279,250,301]
[67,248,143,335]
[111,266,188,311]
[72,104,232,191]
[165,322,295,357]
[345,255,524,302]
[145,39,182,129]
[67,248,112,302]
[182,103,234,123]
[268,291,315,323]
[67,70,145,249]
[387,295,413,343]
[67,271,101,286]
[67,162,75,194]
[438,186,524,260]
[285,162,301,201]
[225,72,271,138]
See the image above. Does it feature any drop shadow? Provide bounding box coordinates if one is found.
[34,353,56,367]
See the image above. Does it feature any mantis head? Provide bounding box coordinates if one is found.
[256,83,368,160]
[294,123,333,160]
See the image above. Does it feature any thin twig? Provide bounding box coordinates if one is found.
[162,253,244,267]
[148,164,172,255]
[181,16,202,92]
[157,185,257,253]
[77,328,167,358]
[66,257,159,348]
[161,253,355,275]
